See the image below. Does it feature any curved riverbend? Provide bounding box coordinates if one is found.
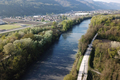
[21,19,91,80]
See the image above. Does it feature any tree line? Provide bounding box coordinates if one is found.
[64,14,120,80]
[88,14,120,80]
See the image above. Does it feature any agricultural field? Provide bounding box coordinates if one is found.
[3,18,44,25]
[0,24,21,30]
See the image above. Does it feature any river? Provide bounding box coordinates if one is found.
[21,19,91,80]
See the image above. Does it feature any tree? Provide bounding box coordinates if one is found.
[44,30,53,43]
[62,21,68,31]
[62,15,67,20]
[108,48,117,58]
[63,74,76,80]
[41,18,45,22]
[22,33,35,40]
[95,47,100,57]
[52,21,57,28]
[3,43,15,55]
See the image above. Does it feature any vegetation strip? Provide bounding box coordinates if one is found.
[77,33,98,80]
[64,14,120,80]
[88,14,120,80]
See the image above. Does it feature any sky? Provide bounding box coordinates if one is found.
[94,0,120,3]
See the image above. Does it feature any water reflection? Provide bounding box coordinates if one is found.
[21,19,91,80]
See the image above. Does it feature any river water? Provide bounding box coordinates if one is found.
[21,19,91,80]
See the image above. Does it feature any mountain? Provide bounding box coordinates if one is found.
[94,1,120,10]
[0,0,98,16]
[0,0,119,16]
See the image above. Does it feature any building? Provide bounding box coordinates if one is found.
[0,19,6,25]
[75,13,91,16]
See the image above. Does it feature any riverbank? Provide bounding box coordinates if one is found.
[64,16,99,80]
[0,16,91,80]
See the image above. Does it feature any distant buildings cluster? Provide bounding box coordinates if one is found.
[0,19,6,25]
[75,13,91,16]
[1,10,119,25]
[12,14,61,22]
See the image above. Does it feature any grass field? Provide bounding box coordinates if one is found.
[0,24,21,30]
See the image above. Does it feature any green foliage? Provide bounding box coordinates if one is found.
[108,48,117,58]
[77,56,83,71]
[78,28,96,55]
[0,16,91,80]
[87,70,100,80]
[76,52,81,58]
[61,17,89,31]
[62,21,68,31]
[91,15,114,26]
[104,19,111,26]
[87,14,120,80]
[52,21,57,28]
[2,35,6,40]
[22,33,35,40]
[51,26,55,29]
[3,43,15,55]
[63,74,76,80]
[44,30,53,43]
[91,15,120,42]
[95,47,100,57]
[0,27,54,80]
[34,34,43,41]
[90,39,120,80]
[62,15,67,20]
[41,18,45,22]
[110,22,116,26]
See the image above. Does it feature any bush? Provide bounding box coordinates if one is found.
[3,43,15,55]
[63,74,76,80]
[22,33,35,40]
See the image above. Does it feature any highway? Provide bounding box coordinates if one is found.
[77,33,98,80]
[0,26,33,34]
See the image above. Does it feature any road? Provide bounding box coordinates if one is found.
[0,26,33,34]
[77,33,98,80]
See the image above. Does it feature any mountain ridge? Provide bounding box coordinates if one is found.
[0,0,119,16]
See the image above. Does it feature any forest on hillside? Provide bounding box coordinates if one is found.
[0,0,120,16]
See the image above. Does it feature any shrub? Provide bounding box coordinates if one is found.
[22,33,35,40]
[3,43,15,55]
[63,74,76,80]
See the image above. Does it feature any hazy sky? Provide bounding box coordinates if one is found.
[94,0,120,3]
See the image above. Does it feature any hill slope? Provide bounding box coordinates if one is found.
[0,0,120,16]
